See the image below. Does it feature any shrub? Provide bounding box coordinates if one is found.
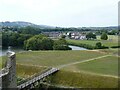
[101,33,108,40]
[53,45,72,50]
[95,42,102,49]
[111,46,120,48]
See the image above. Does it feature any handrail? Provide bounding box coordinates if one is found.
[17,68,59,89]
[17,67,52,85]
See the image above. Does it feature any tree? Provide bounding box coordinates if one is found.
[41,37,54,50]
[18,26,41,35]
[24,34,54,50]
[86,32,96,40]
[95,42,102,48]
[53,38,71,50]
[101,33,108,40]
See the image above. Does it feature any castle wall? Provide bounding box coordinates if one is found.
[1,51,17,89]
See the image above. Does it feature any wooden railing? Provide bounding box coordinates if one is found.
[17,68,59,89]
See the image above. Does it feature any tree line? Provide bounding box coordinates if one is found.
[2,32,71,50]
[85,32,108,40]
[2,26,118,34]
[24,34,71,50]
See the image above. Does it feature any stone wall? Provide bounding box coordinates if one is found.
[1,51,17,89]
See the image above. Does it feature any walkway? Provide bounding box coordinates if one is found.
[58,55,111,68]
[17,68,59,89]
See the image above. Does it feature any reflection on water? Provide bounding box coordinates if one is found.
[69,45,87,50]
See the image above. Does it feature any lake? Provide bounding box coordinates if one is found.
[0,45,87,56]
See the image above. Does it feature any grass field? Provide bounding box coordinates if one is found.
[17,64,47,78]
[16,50,106,67]
[97,35,118,41]
[63,55,118,76]
[67,35,119,47]
[0,49,119,88]
[50,70,118,88]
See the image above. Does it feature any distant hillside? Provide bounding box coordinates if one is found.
[0,21,118,31]
[80,26,118,30]
[0,21,55,29]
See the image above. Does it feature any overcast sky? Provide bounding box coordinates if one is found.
[0,0,119,27]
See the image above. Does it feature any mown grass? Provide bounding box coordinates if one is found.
[98,48,119,55]
[0,50,118,88]
[63,55,119,76]
[67,35,118,48]
[16,50,106,67]
[50,70,118,88]
[97,35,118,41]
[47,54,119,88]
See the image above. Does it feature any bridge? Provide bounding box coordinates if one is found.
[0,51,59,89]
[17,67,59,89]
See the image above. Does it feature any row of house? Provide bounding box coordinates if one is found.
[42,31,87,40]
[66,32,86,40]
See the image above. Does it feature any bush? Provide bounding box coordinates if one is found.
[100,46,109,49]
[95,42,102,49]
[101,33,108,40]
[53,45,72,50]
[95,42,109,49]
[86,32,96,40]
[53,38,71,50]
[111,46,120,48]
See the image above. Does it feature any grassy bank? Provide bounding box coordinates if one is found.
[67,35,119,49]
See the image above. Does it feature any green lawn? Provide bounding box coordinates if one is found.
[49,55,119,88]
[0,50,119,88]
[98,48,119,55]
[67,35,119,47]
[63,55,118,76]
[16,50,106,67]
[97,35,118,41]
[50,70,118,88]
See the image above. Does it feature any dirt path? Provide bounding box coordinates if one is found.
[72,71,118,78]
[57,55,111,69]
[57,54,119,78]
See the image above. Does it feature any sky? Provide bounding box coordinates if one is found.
[0,0,119,27]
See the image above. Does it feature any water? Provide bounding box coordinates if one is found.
[69,45,87,50]
[0,47,25,56]
[0,45,87,56]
